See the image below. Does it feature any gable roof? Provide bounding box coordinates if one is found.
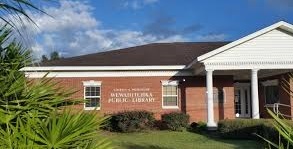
[39,42,229,67]
[197,21,293,62]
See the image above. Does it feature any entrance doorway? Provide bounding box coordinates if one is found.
[234,83,251,118]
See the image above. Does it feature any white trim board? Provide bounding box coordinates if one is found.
[83,80,102,86]
[161,80,179,86]
[197,21,293,62]
[21,65,187,71]
[204,62,293,70]
[25,70,193,78]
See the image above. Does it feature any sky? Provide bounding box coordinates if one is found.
[14,0,293,59]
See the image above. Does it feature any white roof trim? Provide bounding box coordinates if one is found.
[197,21,293,62]
[204,62,293,70]
[20,65,187,71]
[161,80,179,86]
[83,80,102,86]
[24,70,193,78]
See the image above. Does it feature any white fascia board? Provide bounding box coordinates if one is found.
[24,70,193,78]
[161,80,179,86]
[83,80,102,86]
[204,63,293,70]
[20,65,187,71]
[196,21,293,62]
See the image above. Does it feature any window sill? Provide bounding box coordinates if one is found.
[162,106,179,109]
[84,107,101,110]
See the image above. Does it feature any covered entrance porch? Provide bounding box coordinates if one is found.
[203,69,292,128]
[191,21,293,129]
[222,69,291,119]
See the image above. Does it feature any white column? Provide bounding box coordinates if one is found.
[206,69,217,128]
[251,69,260,119]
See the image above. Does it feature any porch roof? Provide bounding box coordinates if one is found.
[195,21,293,70]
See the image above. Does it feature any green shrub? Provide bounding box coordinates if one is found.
[188,121,207,133]
[161,112,189,131]
[105,110,155,132]
[260,109,293,148]
[218,119,280,141]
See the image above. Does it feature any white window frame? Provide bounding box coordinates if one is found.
[83,80,102,110]
[161,80,179,109]
[262,79,279,105]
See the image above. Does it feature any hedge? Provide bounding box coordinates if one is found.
[188,121,207,133]
[104,110,155,132]
[161,112,189,131]
[217,119,290,142]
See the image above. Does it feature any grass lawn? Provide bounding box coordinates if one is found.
[106,130,263,149]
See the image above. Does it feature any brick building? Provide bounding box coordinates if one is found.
[22,21,293,129]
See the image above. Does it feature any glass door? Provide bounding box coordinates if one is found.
[234,84,251,118]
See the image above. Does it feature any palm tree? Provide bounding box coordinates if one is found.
[257,73,293,149]
[0,25,113,149]
[0,0,46,29]
[0,1,113,148]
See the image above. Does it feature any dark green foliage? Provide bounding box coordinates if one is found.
[0,110,113,148]
[257,109,293,149]
[0,25,113,148]
[0,26,31,75]
[188,121,207,133]
[161,112,189,131]
[41,55,48,62]
[153,120,165,130]
[50,51,60,60]
[105,111,155,132]
[218,119,281,141]
[0,0,47,30]
[42,51,64,62]
[0,27,78,119]
[260,73,293,149]
[0,2,113,148]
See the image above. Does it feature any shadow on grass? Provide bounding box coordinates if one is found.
[190,130,264,149]
[120,143,173,149]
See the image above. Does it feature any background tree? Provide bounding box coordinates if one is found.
[50,51,60,60]
[41,54,48,62]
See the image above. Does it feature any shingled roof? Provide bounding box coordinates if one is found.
[40,42,230,66]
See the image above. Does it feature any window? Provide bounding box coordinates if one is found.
[245,90,249,114]
[161,80,179,108]
[265,86,279,104]
[213,88,225,103]
[83,81,101,110]
[234,89,241,115]
[262,80,279,105]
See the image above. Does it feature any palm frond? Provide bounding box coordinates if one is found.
[21,110,112,148]
[0,22,113,148]
[0,0,49,29]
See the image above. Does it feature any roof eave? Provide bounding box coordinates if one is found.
[20,65,188,71]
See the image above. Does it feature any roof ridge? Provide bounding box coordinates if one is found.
[38,42,230,66]
[60,41,232,59]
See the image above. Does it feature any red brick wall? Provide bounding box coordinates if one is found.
[259,74,292,119]
[52,75,235,123]
[184,76,235,122]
